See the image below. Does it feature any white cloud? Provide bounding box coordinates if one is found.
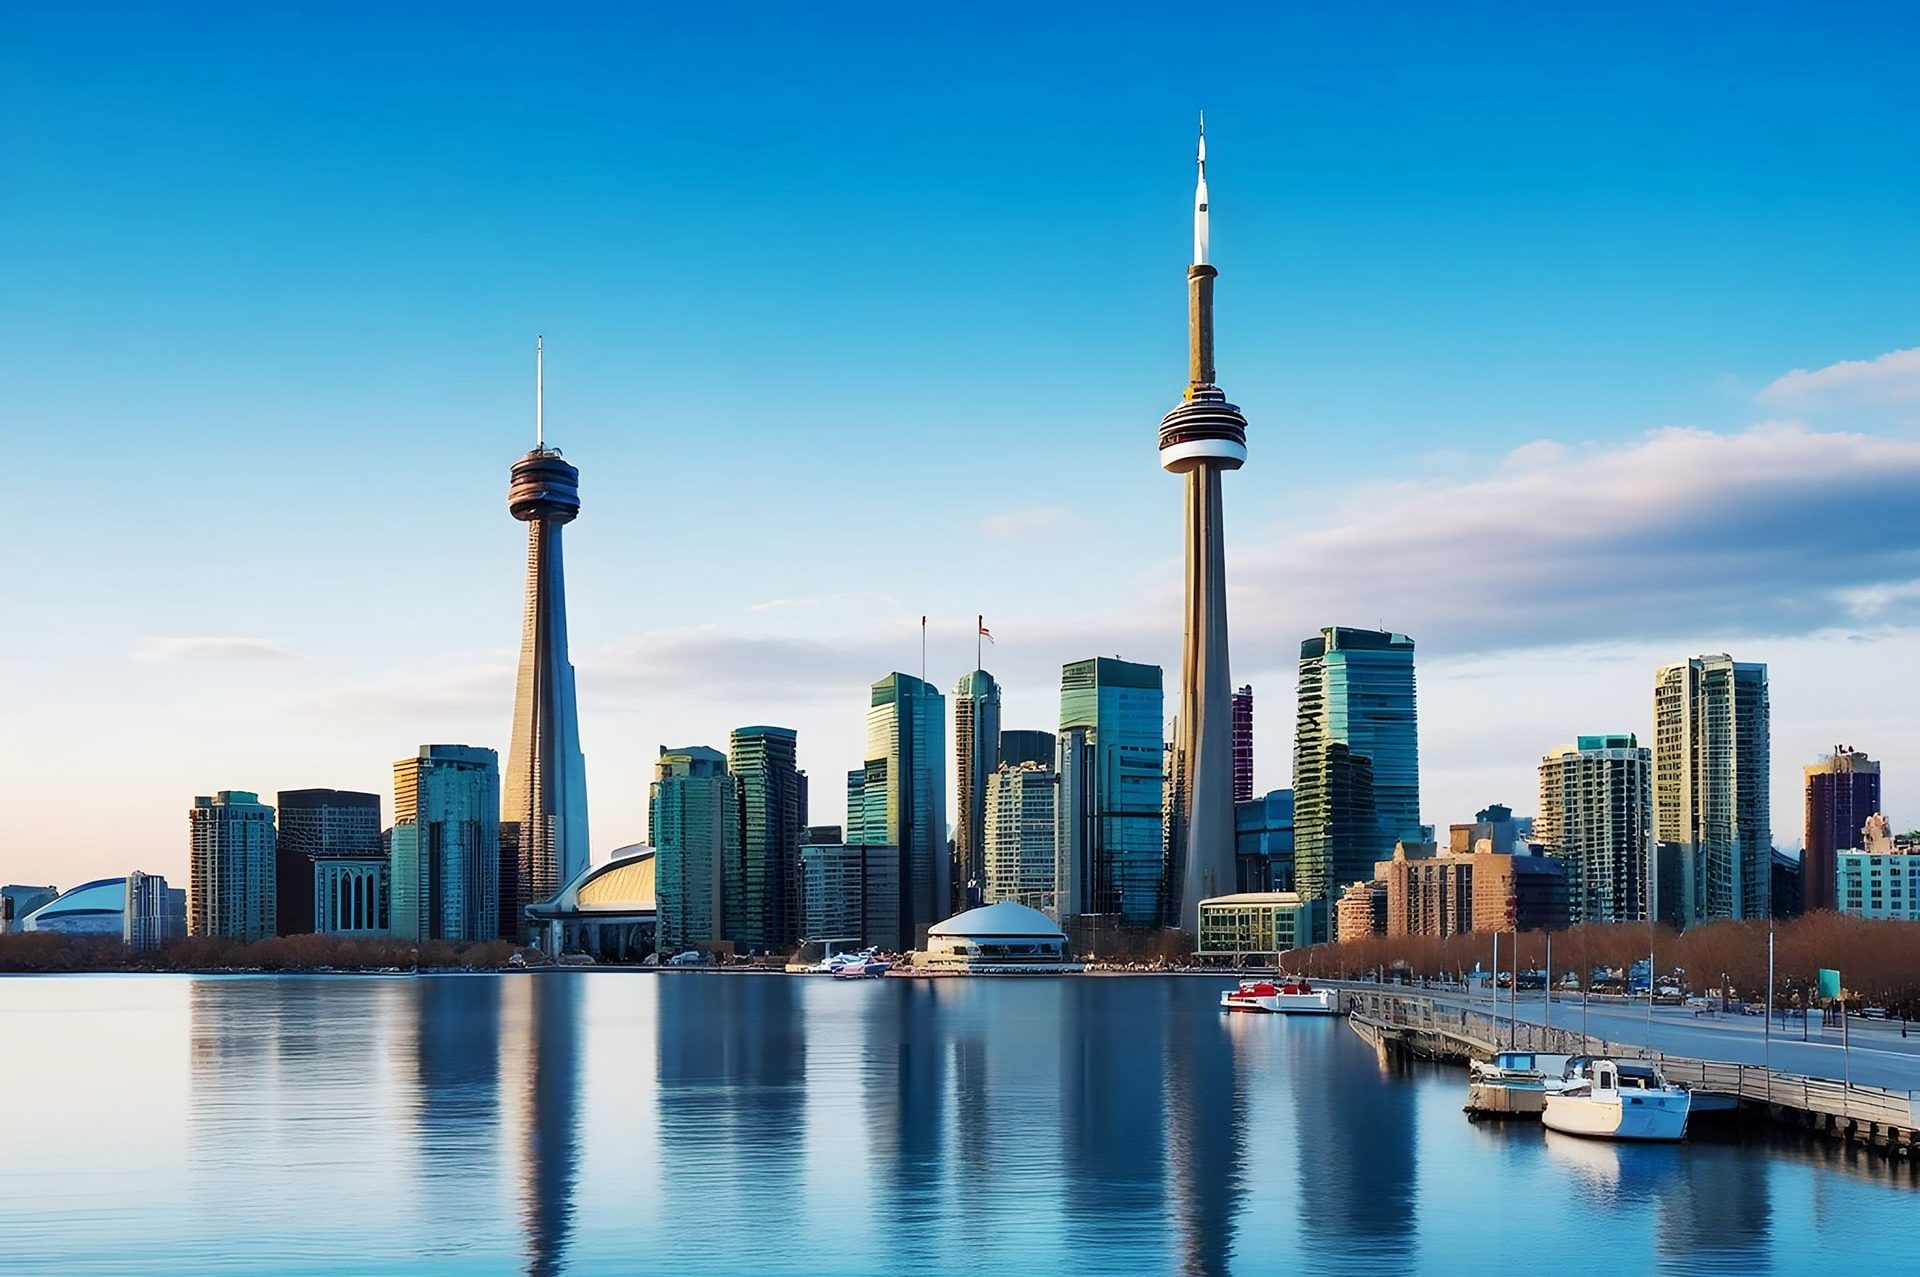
[1757,346,1920,407]
[133,636,301,663]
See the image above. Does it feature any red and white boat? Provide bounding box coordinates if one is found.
[1219,976,1339,1015]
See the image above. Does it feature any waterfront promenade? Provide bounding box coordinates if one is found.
[1331,978,1920,1091]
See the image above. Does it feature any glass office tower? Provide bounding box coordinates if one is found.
[728,726,804,953]
[1293,628,1420,912]
[1057,657,1165,927]
[861,674,948,945]
[390,745,500,943]
[952,670,1002,913]
[651,745,737,954]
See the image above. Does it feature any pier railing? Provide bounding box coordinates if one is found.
[1343,988,1920,1129]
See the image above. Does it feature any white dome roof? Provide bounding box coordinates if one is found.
[927,900,1065,939]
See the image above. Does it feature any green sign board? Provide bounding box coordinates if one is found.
[1817,968,1842,1001]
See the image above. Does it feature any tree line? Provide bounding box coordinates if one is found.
[0,932,520,973]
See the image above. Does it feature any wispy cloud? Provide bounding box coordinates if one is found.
[1757,346,1920,407]
[134,637,301,663]
[980,506,1077,540]
[747,590,900,614]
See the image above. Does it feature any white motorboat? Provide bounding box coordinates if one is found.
[820,948,892,979]
[1542,1058,1690,1141]
[1464,1051,1575,1118]
[1219,977,1339,1015]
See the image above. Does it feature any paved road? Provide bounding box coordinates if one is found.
[1338,981,1920,1091]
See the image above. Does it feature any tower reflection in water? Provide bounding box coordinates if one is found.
[503,975,582,1277]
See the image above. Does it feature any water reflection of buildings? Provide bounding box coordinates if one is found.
[863,981,949,1269]
[1060,980,1169,1264]
[1164,991,1248,1277]
[409,975,503,1241]
[655,975,807,1260]
[1289,1019,1417,1267]
[505,976,583,1277]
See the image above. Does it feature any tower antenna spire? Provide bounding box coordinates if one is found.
[1194,110,1209,267]
[535,334,545,449]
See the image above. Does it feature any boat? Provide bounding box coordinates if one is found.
[1464,1051,1574,1119]
[1219,976,1339,1015]
[831,955,892,979]
[1541,1057,1690,1141]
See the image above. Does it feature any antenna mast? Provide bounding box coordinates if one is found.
[536,334,545,449]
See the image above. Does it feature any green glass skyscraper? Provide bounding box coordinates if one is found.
[1293,628,1420,915]
[861,673,948,944]
[651,745,737,954]
[727,725,805,954]
[1056,657,1165,926]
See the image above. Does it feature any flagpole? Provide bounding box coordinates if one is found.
[977,614,982,672]
[921,615,927,682]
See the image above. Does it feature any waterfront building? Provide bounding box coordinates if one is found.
[1056,657,1165,927]
[998,729,1057,770]
[921,901,1080,973]
[0,885,57,935]
[274,788,381,935]
[1836,816,1920,919]
[189,790,276,940]
[390,745,500,943]
[728,726,804,954]
[953,670,1003,913]
[124,871,185,950]
[314,854,390,936]
[20,877,127,937]
[1468,851,1569,933]
[799,842,902,951]
[651,746,737,955]
[858,673,947,947]
[983,761,1057,910]
[1194,892,1325,965]
[524,845,656,962]
[1803,747,1880,915]
[500,339,591,943]
[1234,789,1294,893]
[1377,842,1470,938]
[1293,628,1420,914]
[1537,735,1652,924]
[1653,655,1771,925]
[1335,879,1386,942]
[1232,685,1254,804]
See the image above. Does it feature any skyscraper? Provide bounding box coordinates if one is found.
[501,338,591,943]
[1803,746,1880,914]
[188,790,276,940]
[651,745,736,954]
[124,871,185,951]
[728,726,804,954]
[274,788,381,935]
[1292,628,1420,914]
[390,745,501,942]
[1056,657,1165,926]
[860,673,948,944]
[998,729,1057,770]
[1231,685,1254,805]
[952,669,1002,913]
[1537,735,1652,924]
[984,761,1058,910]
[1160,117,1248,935]
[1654,655,1771,925]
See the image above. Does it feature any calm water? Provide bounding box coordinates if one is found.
[2,973,1912,1276]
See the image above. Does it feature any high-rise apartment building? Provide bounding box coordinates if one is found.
[728,726,804,954]
[1159,120,1248,937]
[998,729,1057,770]
[188,790,277,940]
[1056,657,1165,926]
[1293,628,1420,910]
[500,340,591,943]
[1653,655,1771,925]
[858,673,947,945]
[274,788,381,935]
[952,670,1002,913]
[651,745,737,954]
[1803,746,1880,914]
[1536,735,1652,924]
[390,745,500,943]
[1231,685,1254,804]
[124,871,185,950]
[983,761,1057,910]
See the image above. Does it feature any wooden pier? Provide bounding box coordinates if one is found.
[1343,988,1920,1157]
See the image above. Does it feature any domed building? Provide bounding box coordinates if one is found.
[922,901,1081,974]
[21,877,126,937]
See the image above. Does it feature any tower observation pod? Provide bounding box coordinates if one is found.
[1162,114,1245,936]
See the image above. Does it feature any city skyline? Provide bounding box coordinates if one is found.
[9,5,1920,888]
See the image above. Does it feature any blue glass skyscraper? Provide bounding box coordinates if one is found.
[1293,628,1420,911]
[861,673,948,944]
[1056,657,1165,927]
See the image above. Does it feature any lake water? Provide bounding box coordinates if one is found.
[1,973,1911,1275]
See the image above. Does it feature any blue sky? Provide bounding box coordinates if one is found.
[5,3,1920,887]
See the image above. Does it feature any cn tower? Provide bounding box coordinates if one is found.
[502,336,591,943]
[1160,116,1246,934]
